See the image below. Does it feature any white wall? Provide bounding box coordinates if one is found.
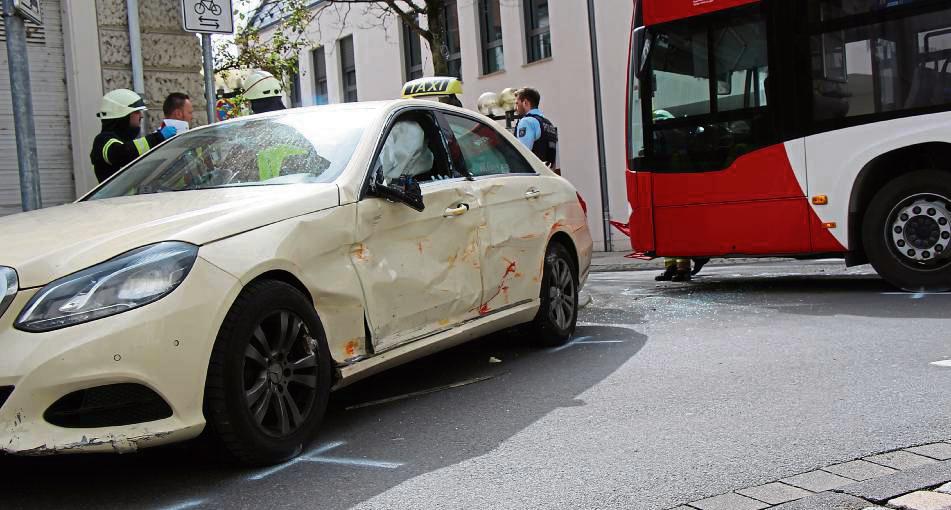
[279,0,635,251]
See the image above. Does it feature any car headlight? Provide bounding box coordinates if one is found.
[0,266,17,319]
[15,242,198,332]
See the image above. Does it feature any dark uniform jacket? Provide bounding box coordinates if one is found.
[90,119,166,182]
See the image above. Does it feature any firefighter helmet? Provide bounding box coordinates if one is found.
[96,89,147,120]
[243,70,284,101]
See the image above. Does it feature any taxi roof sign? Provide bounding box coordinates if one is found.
[401,77,463,99]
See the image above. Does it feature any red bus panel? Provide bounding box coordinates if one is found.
[644,0,760,26]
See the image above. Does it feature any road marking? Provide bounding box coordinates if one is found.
[930,360,951,367]
[157,500,207,510]
[249,440,404,480]
[577,340,625,345]
[345,375,497,411]
[881,292,950,297]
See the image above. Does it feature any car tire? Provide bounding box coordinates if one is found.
[528,243,579,346]
[204,280,332,466]
[863,170,951,292]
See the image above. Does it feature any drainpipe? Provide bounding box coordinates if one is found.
[586,0,612,252]
[126,0,147,133]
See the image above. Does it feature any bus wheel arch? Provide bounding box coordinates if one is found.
[848,142,951,266]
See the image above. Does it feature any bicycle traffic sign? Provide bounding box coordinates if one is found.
[181,0,234,34]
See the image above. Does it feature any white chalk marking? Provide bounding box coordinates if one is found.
[248,440,346,480]
[577,340,625,345]
[912,292,926,299]
[345,375,496,411]
[930,360,951,367]
[306,457,403,469]
[157,499,207,510]
[548,335,592,353]
[578,322,641,332]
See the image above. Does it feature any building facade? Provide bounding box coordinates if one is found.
[0,0,206,215]
[253,0,634,251]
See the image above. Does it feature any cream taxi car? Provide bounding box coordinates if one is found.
[0,87,592,465]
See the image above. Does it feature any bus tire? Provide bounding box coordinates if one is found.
[862,170,951,292]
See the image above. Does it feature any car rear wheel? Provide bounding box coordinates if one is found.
[204,280,332,466]
[528,243,578,346]
[863,170,951,292]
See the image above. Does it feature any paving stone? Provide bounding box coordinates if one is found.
[689,492,769,510]
[938,482,951,495]
[737,482,814,505]
[825,460,899,481]
[769,491,875,510]
[865,451,938,470]
[888,490,951,510]
[840,460,951,503]
[782,470,855,492]
[907,443,951,461]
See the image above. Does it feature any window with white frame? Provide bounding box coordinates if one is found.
[524,0,551,62]
[312,47,329,105]
[479,0,504,74]
[340,36,358,103]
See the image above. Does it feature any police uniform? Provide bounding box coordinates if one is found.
[90,89,175,183]
[516,108,558,168]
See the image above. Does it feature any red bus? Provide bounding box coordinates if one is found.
[624,0,951,291]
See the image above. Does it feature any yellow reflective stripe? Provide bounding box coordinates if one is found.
[101,138,123,165]
[133,137,151,155]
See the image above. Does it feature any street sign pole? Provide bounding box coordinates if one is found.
[202,33,215,123]
[3,0,41,211]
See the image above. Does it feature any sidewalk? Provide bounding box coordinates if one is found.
[669,441,951,510]
[590,251,797,273]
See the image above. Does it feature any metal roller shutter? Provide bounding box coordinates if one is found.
[0,0,73,216]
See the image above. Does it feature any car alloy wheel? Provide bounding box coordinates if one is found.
[243,310,320,438]
[547,257,577,331]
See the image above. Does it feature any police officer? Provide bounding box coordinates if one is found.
[244,70,286,114]
[91,89,177,183]
[514,88,558,170]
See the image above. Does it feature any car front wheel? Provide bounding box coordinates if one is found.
[528,243,579,346]
[204,280,332,465]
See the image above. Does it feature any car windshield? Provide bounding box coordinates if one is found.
[87,108,373,199]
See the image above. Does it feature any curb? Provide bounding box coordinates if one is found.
[669,440,951,510]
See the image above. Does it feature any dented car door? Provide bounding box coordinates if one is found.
[441,113,553,314]
[352,110,485,353]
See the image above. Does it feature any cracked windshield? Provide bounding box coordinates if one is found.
[89,109,371,199]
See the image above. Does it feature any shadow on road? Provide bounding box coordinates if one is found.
[0,324,646,510]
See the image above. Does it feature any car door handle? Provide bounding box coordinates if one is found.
[443,204,469,217]
[524,188,542,199]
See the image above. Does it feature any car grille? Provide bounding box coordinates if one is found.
[0,386,13,411]
[44,383,172,428]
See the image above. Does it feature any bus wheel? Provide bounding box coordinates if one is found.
[863,170,951,292]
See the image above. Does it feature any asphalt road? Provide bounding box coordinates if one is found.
[2,260,950,510]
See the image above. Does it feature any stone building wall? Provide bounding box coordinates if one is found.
[96,0,208,126]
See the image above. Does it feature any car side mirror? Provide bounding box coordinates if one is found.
[368,166,425,212]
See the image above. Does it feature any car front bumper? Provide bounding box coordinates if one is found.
[0,257,239,455]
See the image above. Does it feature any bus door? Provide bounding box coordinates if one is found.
[642,4,812,257]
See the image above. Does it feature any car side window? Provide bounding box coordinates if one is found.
[374,111,457,185]
[444,114,535,177]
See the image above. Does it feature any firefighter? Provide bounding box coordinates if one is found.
[244,70,286,114]
[651,108,709,281]
[514,87,558,170]
[91,89,177,183]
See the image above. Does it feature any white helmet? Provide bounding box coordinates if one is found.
[477,92,505,117]
[97,89,147,120]
[243,70,283,101]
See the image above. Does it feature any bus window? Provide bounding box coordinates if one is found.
[650,24,711,118]
[810,0,936,23]
[714,19,769,113]
[810,7,951,123]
